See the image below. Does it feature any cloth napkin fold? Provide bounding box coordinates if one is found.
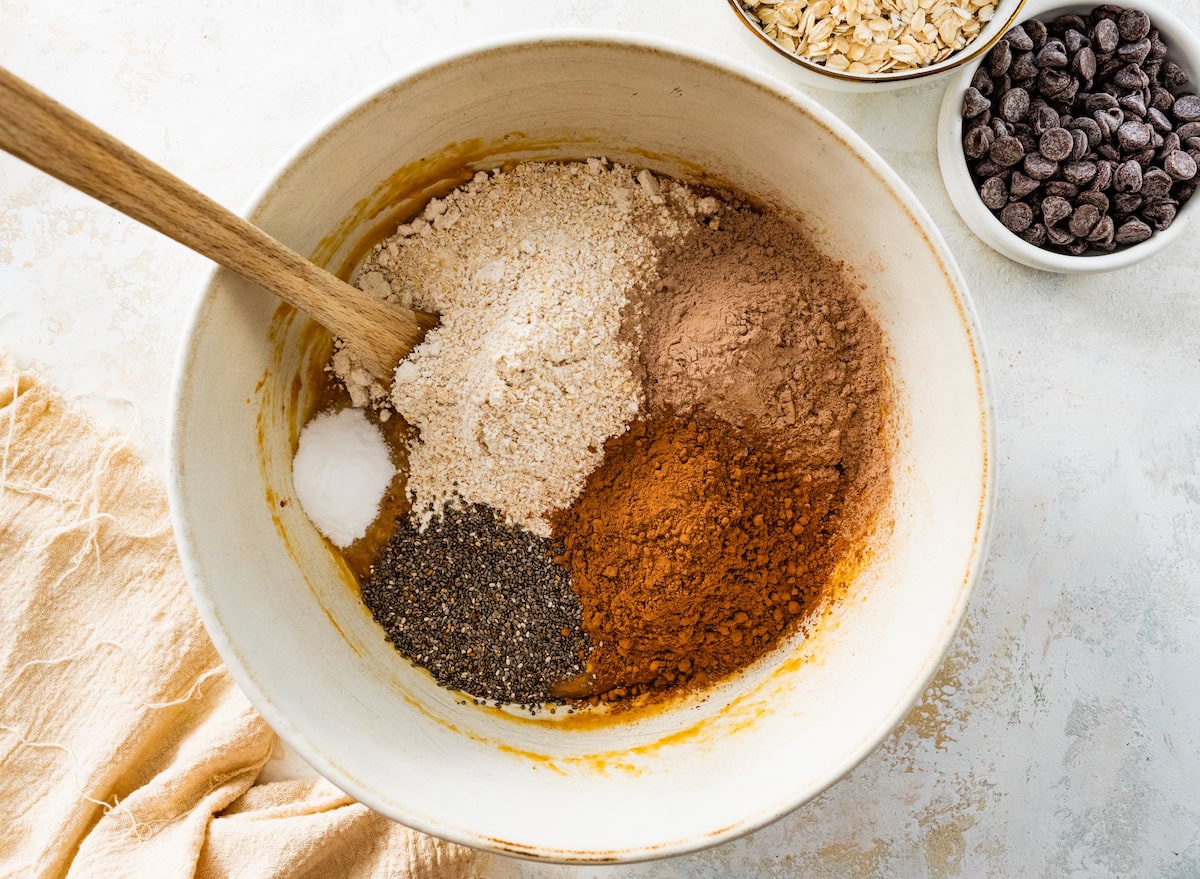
[0,357,481,878]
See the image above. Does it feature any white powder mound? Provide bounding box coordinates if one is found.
[292,408,395,547]
[350,161,708,535]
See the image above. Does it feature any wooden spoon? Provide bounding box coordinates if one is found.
[0,67,436,378]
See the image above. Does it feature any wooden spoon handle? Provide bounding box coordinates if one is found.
[0,67,433,376]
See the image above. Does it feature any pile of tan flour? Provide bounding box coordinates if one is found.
[334,160,717,535]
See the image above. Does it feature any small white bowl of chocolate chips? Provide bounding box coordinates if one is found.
[938,1,1200,272]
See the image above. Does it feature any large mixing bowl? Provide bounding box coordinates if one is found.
[168,34,994,862]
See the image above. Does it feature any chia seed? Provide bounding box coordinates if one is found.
[361,503,591,705]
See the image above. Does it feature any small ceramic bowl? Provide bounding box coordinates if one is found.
[938,0,1200,273]
[726,0,1028,92]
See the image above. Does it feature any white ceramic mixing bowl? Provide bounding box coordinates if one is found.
[169,34,994,862]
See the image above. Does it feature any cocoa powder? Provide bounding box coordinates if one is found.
[634,204,889,502]
[553,203,892,701]
[553,415,845,698]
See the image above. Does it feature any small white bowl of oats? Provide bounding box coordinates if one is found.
[728,0,1028,90]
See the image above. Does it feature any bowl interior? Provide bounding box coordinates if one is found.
[170,37,991,861]
[938,0,1200,272]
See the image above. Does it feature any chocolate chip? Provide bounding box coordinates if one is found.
[1024,153,1059,179]
[1114,191,1143,214]
[990,39,1013,77]
[963,86,991,118]
[991,135,1025,166]
[1073,47,1098,81]
[1142,167,1173,198]
[1147,107,1172,132]
[1164,150,1198,181]
[1142,199,1176,229]
[1161,131,1182,155]
[991,118,1012,139]
[1031,104,1060,134]
[964,125,995,159]
[1096,143,1121,161]
[1132,147,1158,165]
[1045,180,1079,199]
[1177,122,1200,141]
[1042,195,1073,225]
[1074,116,1103,149]
[1114,64,1149,91]
[1094,107,1124,137]
[1068,203,1101,236]
[1118,9,1151,42]
[1039,126,1074,160]
[1163,61,1189,90]
[1078,190,1110,213]
[1027,18,1048,49]
[1047,225,1076,247]
[1150,87,1175,113]
[1149,31,1168,63]
[1039,68,1076,101]
[1010,170,1041,198]
[1000,201,1034,232]
[1000,87,1030,122]
[1021,223,1048,246]
[972,67,995,96]
[1093,18,1119,53]
[1087,215,1115,245]
[1064,160,1098,185]
[1115,160,1144,193]
[1013,51,1039,81]
[1064,29,1089,55]
[1115,217,1152,243]
[980,176,1009,209]
[1117,38,1152,66]
[1119,92,1147,118]
[1117,120,1152,150]
[1056,14,1088,34]
[974,159,1005,179]
[1173,95,1200,123]
[1036,40,1068,69]
[1006,24,1034,52]
[1070,128,1090,160]
[1099,57,1124,81]
[1085,92,1119,112]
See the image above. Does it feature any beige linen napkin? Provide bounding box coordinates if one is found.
[0,358,481,878]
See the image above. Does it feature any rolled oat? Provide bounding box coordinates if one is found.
[739,0,998,74]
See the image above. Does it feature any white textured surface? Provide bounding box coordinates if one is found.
[2,1,1198,876]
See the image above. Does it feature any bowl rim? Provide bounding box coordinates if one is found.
[936,0,1200,273]
[725,0,1029,84]
[167,29,997,862]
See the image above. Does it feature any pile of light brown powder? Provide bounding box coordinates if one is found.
[339,160,717,534]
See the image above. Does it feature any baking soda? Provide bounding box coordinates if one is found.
[292,408,394,547]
